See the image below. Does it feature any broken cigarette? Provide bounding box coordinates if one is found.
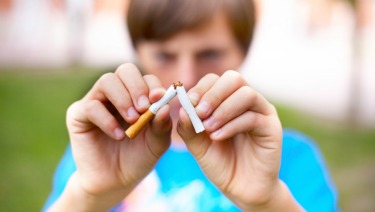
[125,85,177,139]
[125,109,155,139]
[175,84,205,133]
[125,81,205,139]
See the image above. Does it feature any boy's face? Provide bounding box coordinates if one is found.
[136,11,245,123]
[136,11,245,89]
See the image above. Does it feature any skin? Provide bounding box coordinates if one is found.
[136,12,244,142]
[49,11,304,212]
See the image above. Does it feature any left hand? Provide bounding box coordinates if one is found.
[177,71,286,210]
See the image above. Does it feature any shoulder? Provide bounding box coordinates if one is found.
[280,129,339,211]
[281,128,328,169]
[282,128,318,153]
[42,145,77,211]
[280,128,331,181]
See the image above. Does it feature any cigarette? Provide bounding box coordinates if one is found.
[125,81,205,139]
[125,85,177,139]
[175,83,205,133]
[125,109,155,139]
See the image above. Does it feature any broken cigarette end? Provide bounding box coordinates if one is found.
[125,109,155,139]
[175,85,205,133]
[173,81,183,89]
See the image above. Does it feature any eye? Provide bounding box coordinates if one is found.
[154,52,174,64]
[198,50,222,62]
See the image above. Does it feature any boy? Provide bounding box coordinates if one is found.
[45,0,338,211]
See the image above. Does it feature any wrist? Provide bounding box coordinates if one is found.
[48,173,128,212]
[241,180,304,212]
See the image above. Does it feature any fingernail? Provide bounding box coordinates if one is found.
[138,95,150,108]
[203,116,215,129]
[211,129,221,138]
[188,92,200,106]
[196,101,210,115]
[127,107,138,119]
[114,128,124,139]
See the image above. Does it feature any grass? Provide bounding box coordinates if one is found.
[0,66,374,211]
[0,66,102,211]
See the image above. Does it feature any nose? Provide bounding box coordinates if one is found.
[177,55,198,90]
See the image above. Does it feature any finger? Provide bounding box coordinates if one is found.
[208,111,272,141]
[86,73,139,123]
[115,63,150,112]
[187,73,220,106]
[145,105,173,157]
[195,70,247,119]
[84,100,126,141]
[143,74,166,103]
[177,107,211,160]
[203,86,275,132]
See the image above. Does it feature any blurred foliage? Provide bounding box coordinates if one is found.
[0,66,374,211]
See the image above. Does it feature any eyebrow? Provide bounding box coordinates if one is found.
[197,48,227,54]
[156,46,228,56]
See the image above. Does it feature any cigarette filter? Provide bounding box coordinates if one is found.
[125,109,154,139]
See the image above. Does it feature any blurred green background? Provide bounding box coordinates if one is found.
[0,67,374,211]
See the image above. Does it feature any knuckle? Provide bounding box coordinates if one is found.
[242,86,257,102]
[66,101,81,119]
[103,115,117,130]
[84,100,100,115]
[99,72,115,85]
[269,103,278,114]
[143,74,162,87]
[204,73,219,80]
[250,113,260,127]
[67,101,79,114]
[134,85,149,97]
[111,95,131,110]
[192,74,219,96]
[115,63,138,75]
[221,124,235,139]
[143,74,155,81]
[112,98,128,113]
[191,87,205,98]
[204,92,220,106]
[224,70,244,85]
[243,112,257,131]
[224,70,237,75]
[212,113,225,127]
[117,63,137,71]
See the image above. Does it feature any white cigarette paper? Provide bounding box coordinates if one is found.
[126,83,204,139]
[149,85,177,114]
[126,85,177,139]
[176,86,205,133]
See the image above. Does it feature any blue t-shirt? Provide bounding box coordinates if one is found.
[43,129,339,211]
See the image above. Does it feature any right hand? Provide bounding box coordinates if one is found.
[65,63,172,208]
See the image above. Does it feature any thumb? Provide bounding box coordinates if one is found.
[144,105,172,157]
[177,108,211,160]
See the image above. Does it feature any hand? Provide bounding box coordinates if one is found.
[177,71,302,211]
[53,64,172,211]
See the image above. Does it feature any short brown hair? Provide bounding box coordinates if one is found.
[127,0,256,54]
